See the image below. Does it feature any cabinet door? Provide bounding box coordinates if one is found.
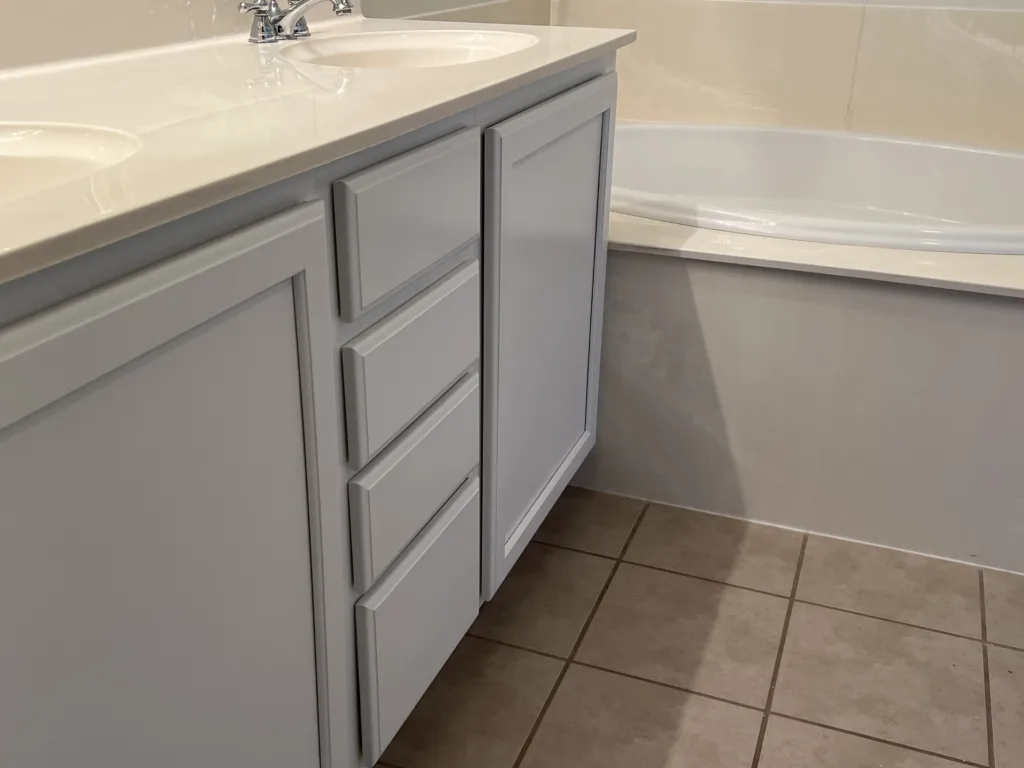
[0,205,353,768]
[482,74,617,597]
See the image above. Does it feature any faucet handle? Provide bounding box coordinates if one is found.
[331,0,354,13]
[238,1,268,13]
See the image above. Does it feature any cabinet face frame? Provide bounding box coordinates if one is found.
[481,74,618,599]
[0,203,352,768]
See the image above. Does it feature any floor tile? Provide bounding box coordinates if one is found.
[989,645,1024,768]
[797,536,982,637]
[471,542,614,657]
[575,563,788,707]
[381,637,562,768]
[984,569,1024,649]
[535,486,645,558]
[625,503,804,595]
[519,664,762,768]
[759,716,964,767]
[773,603,988,764]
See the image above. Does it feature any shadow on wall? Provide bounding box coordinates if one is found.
[575,250,748,520]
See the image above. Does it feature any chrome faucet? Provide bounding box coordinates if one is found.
[239,0,353,43]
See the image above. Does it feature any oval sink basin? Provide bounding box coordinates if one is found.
[0,123,140,204]
[281,30,540,70]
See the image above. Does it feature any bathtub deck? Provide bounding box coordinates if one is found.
[374,487,1024,768]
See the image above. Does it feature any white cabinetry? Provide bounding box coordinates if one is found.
[482,74,618,597]
[0,204,348,768]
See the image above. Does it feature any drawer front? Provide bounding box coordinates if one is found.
[356,476,481,764]
[342,259,480,467]
[334,127,482,320]
[349,372,480,592]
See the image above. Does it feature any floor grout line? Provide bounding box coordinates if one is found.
[468,631,993,768]
[750,534,808,768]
[979,571,996,768]
[509,503,650,768]
[620,559,788,599]
[530,537,1014,647]
[465,633,567,663]
[532,539,617,562]
[571,659,765,713]
[772,713,990,768]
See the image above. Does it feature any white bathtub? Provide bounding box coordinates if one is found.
[611,124,1024,254]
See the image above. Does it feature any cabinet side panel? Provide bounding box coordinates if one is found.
[493,116,605,545]
[0,283,321,768]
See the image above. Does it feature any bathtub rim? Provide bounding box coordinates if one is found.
[609,211,1024,301]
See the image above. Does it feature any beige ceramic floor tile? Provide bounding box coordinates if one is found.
[535,486,645,558]
[989,645,1024,768]
[773,603,988,764]
[759,716,964,767]
[984,569,1024,649]
[797,536,982,637]
[625,504,804,595]
[575,563,788,707]
[381,637,562,768]
[471,542,614,657]
[520,664,762,768]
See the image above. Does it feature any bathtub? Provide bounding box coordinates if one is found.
[584,122,1024,575]
[611,123,1024,255]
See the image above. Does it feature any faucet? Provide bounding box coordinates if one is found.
[239,0,353,43]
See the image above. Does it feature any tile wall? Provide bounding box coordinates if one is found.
[0,0,550,70]
[554,0,1024,151]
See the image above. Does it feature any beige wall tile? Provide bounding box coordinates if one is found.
[405,0,550,24]
[849,8,1024,150]
[0,0,547,70]
[555,0,863,127]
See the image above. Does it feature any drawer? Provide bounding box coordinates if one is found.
[349,372,480,592]
[334,127,482,320]
[342,259,480,467]
[356,475,480,764]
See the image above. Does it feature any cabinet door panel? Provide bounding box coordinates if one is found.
[483,74,618,597]
[0,204,351,768]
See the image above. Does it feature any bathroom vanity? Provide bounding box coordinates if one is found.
[0,14,633,768]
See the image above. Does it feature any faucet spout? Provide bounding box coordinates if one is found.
[276,0,353,38]
[239,0,353,43]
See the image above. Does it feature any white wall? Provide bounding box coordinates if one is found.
[577,250,1024,573]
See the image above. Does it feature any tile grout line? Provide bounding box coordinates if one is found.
[509,503,650,768]
[537,539,1022,649]
[468,631,992,768]
[772,713,990,768]
[532,539,618,562]
[465,633,566,663]
[750,533,808,768]
[979,570,996,768]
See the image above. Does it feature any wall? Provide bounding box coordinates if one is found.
[576,250,1024,572]
[0,0,549,71]
[554,0,1024,151]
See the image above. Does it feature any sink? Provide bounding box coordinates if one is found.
[0,123,140,204]
[281,30,540,70]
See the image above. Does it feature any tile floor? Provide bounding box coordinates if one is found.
[377,487,1024,768]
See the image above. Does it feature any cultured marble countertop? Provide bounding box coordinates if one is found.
[0,17,635,285]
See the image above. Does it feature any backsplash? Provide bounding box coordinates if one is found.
[0,0,549,71]
[555,0,1024,151]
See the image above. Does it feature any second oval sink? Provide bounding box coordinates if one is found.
[281,29,540,70]
[0,123,140,204]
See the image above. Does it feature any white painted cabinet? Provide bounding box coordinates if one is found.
[482,74,618,597]
[0,204,350,768]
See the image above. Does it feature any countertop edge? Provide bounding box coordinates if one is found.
[0,30,635,287]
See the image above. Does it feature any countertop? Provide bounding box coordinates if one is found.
[0,17,634,285]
